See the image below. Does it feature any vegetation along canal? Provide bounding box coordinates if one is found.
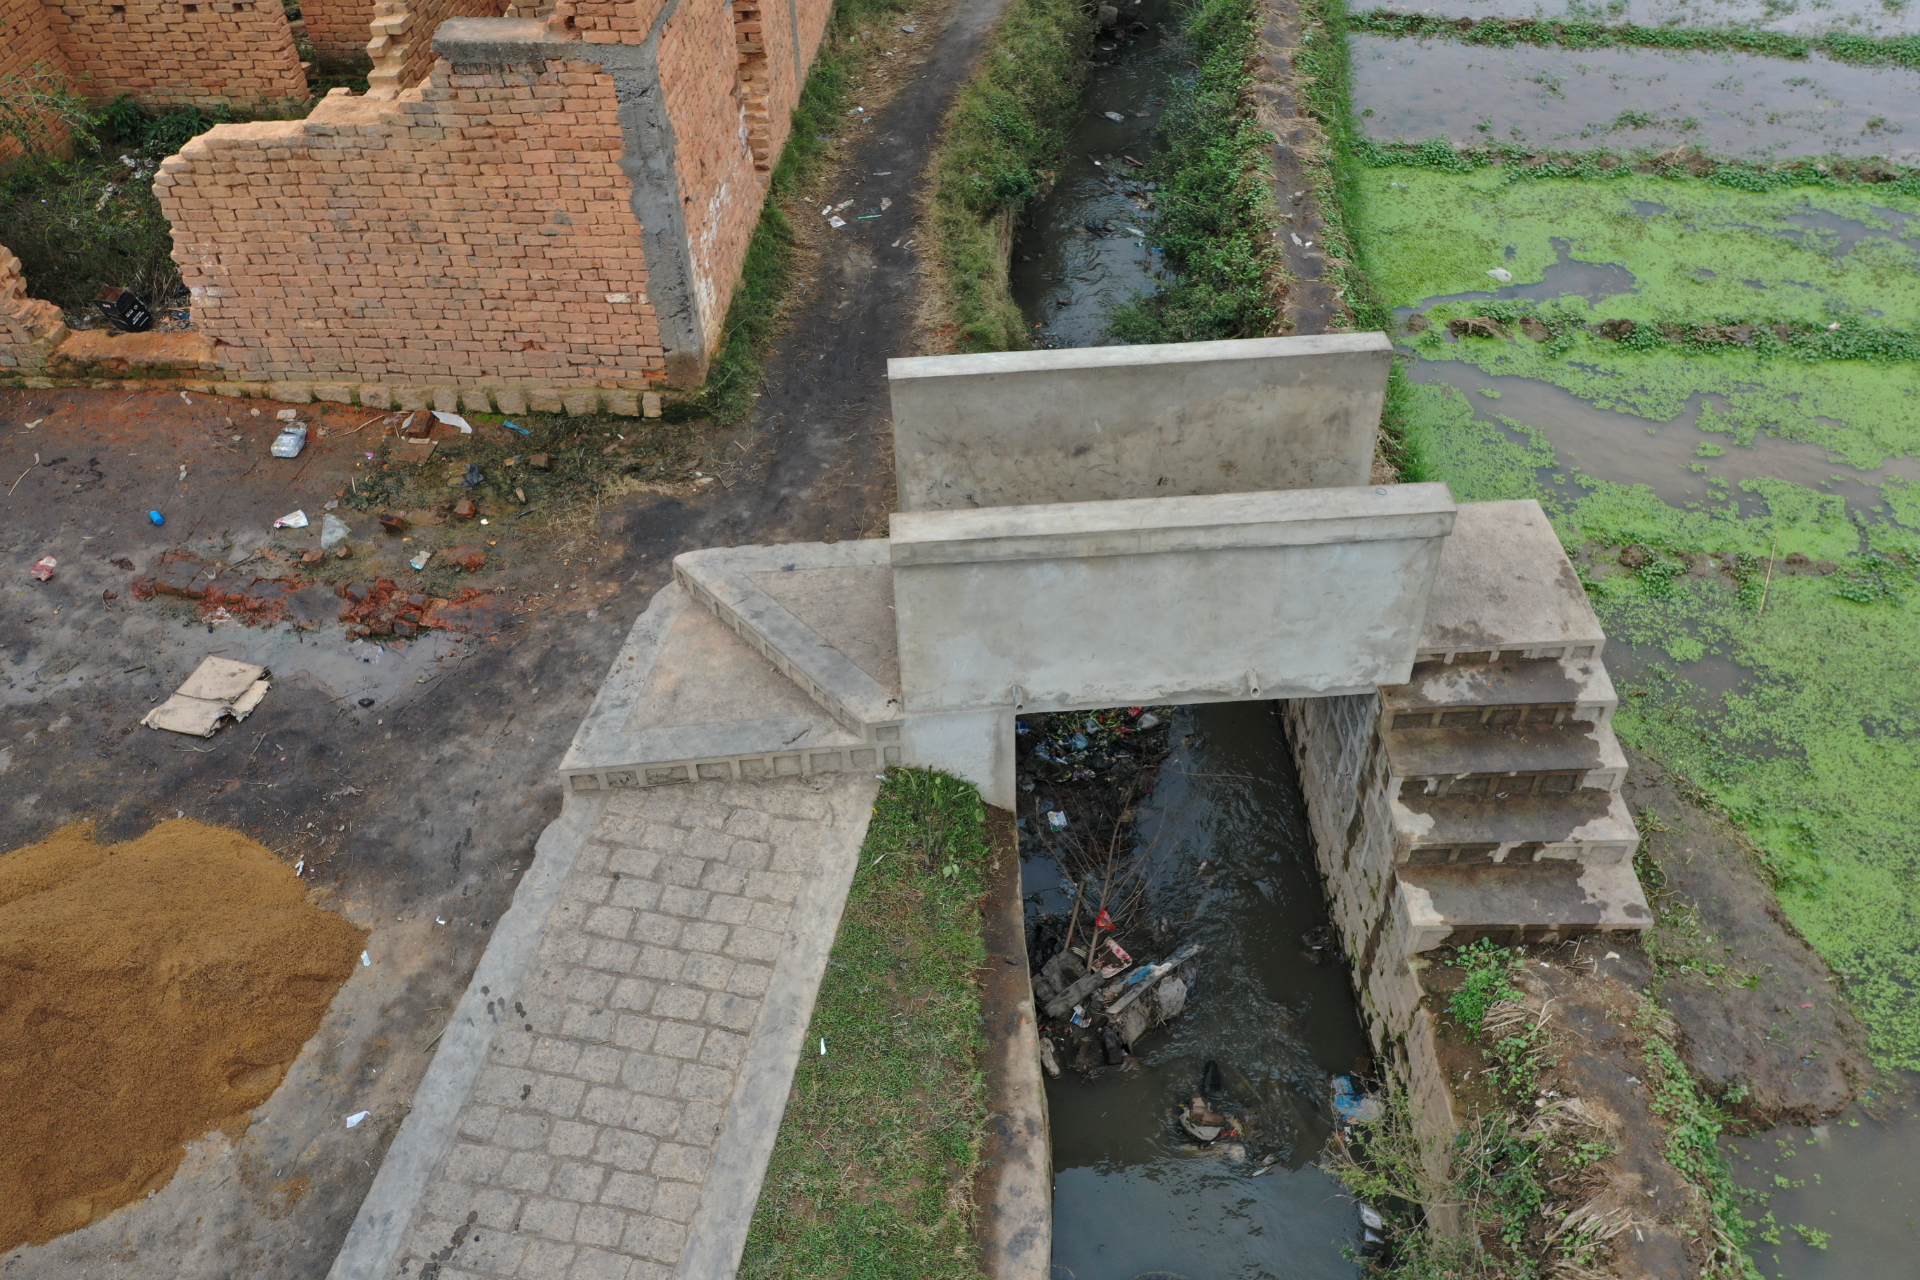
[1342,0,1920,1272]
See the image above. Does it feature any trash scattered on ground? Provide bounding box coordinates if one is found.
[1047,810,1068,829]
[148,510,165,526]
[320,513,351,549]
[140,656,270,737]
[460,464,484,488]
[94,285,152,332]
[360,950,370,967]
[270,423,307,458]
[828,216,846,228]
[527,452,550,470]
[29,556,55,581]
[1332,1075,1385,1124]
[345,1111,369,1128]
[1487,267,1514,284]
[410,551,432,571]
[502,420,530,436]
[431,411,472,434]
[1103,110,1125,121]
[273,510,308,529]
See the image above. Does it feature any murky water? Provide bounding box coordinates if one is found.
[1352,35,1920,162]
[1009,0,1176,346]
[1366,0,1920,37]
[1029,703,1368,1280]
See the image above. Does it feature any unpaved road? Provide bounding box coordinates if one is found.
[0,0,1009,1271]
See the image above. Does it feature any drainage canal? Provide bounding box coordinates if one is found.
[1019,703,1371,1278]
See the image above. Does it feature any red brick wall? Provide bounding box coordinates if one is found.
[366,0,510,95]
[0,0,74,161]
[300,0,375,65]
[155,62,666,387]
[46,0,309,108]
[0,244,68,371]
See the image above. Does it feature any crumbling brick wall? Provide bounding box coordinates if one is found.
[44,0,308,108]
[155,60,665,388]
[0,245,69,371]
[366,0,510,95]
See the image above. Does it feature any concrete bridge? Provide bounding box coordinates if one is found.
[327,333,1647,1280]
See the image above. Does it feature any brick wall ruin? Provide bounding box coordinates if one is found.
[152,0,838,401]
[0,0,306,114]
[0,246,68,371]
[366,0,510,96]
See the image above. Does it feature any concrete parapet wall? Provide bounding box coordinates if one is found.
[888,333,1392,512]
[890,484,1456,715]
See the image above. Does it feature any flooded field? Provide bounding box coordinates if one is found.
[1351,9,1920,1271]
[1349,0,1920,37]
[1351,35,1920,161]
[1026,704,1368,1280]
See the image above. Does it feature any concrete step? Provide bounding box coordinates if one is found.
[558,581,900,793]
[1392,788,1640,867]
[1418,499,1604,664]
[1394,858,1651,953]
[1384,715,1628,798]
[1382,654,1615,731]
[673,540,902,735]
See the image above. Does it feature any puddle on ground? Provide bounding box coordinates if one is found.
[1009,0,1178,346]
[1399,359,1920,520]
[209,625,464,712]
[1727,1088,1920,1277]
[1033,703,1367,1280]
[1351,35,1920,161]
[1354,0,1920,37]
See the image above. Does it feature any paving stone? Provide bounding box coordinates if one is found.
[384,775,876,1280]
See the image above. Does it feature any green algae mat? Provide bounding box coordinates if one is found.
[1356,161,1920,1071]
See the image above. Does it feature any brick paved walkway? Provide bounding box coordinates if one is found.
[384,774,878,1280]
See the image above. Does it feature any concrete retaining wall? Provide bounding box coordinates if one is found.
[888,333,1392,512]
[889,484,1455,715]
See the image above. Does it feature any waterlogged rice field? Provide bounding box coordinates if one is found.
[1349,26,1920,1267]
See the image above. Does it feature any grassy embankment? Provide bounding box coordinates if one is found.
[918,0,1092,351]
[1103,0,1283,343]
[737,768,994,1280]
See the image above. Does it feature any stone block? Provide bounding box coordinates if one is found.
[268,381,314,403]
[562,390,599,415]
[430,386,462,411]
[604,390,639,416]
[494,388,528,415]
[314,382,355,403]
[890,333,1392,511]
[642,391,662,418]
[528,388,565,413]
[359,383,394,409]
[395,386,432,411]
[890,485,1456,714]
[461,386,497,414]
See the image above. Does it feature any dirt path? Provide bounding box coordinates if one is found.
[634,0,1016,554]
[1256,0,1344,336]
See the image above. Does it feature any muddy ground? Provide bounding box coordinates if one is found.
[0,0,1013,1270]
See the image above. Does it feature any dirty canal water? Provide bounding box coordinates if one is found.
[1009,0,1175,345]
[1352,1,1920,1269]
[1024,704,1368,1280]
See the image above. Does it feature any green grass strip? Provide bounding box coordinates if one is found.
[738,768,992,1280]
[922,0,1093,352]
[673,0,916,422]
[1349,10,1920,71]
[1106,0,1282,344]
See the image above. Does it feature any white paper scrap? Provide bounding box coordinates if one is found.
[431,410,473,434]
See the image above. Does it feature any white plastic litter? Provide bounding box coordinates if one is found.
[270,424,307,457]
[1487,267,1514,284]
[360,950,371,967]
[431,410,473,434]
[274,509,309,528]
[1047,810,1069,830]
[828,216,846,228]
[345,1111,370,1128]
[410,550,432,571]
[321,513,351,548]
